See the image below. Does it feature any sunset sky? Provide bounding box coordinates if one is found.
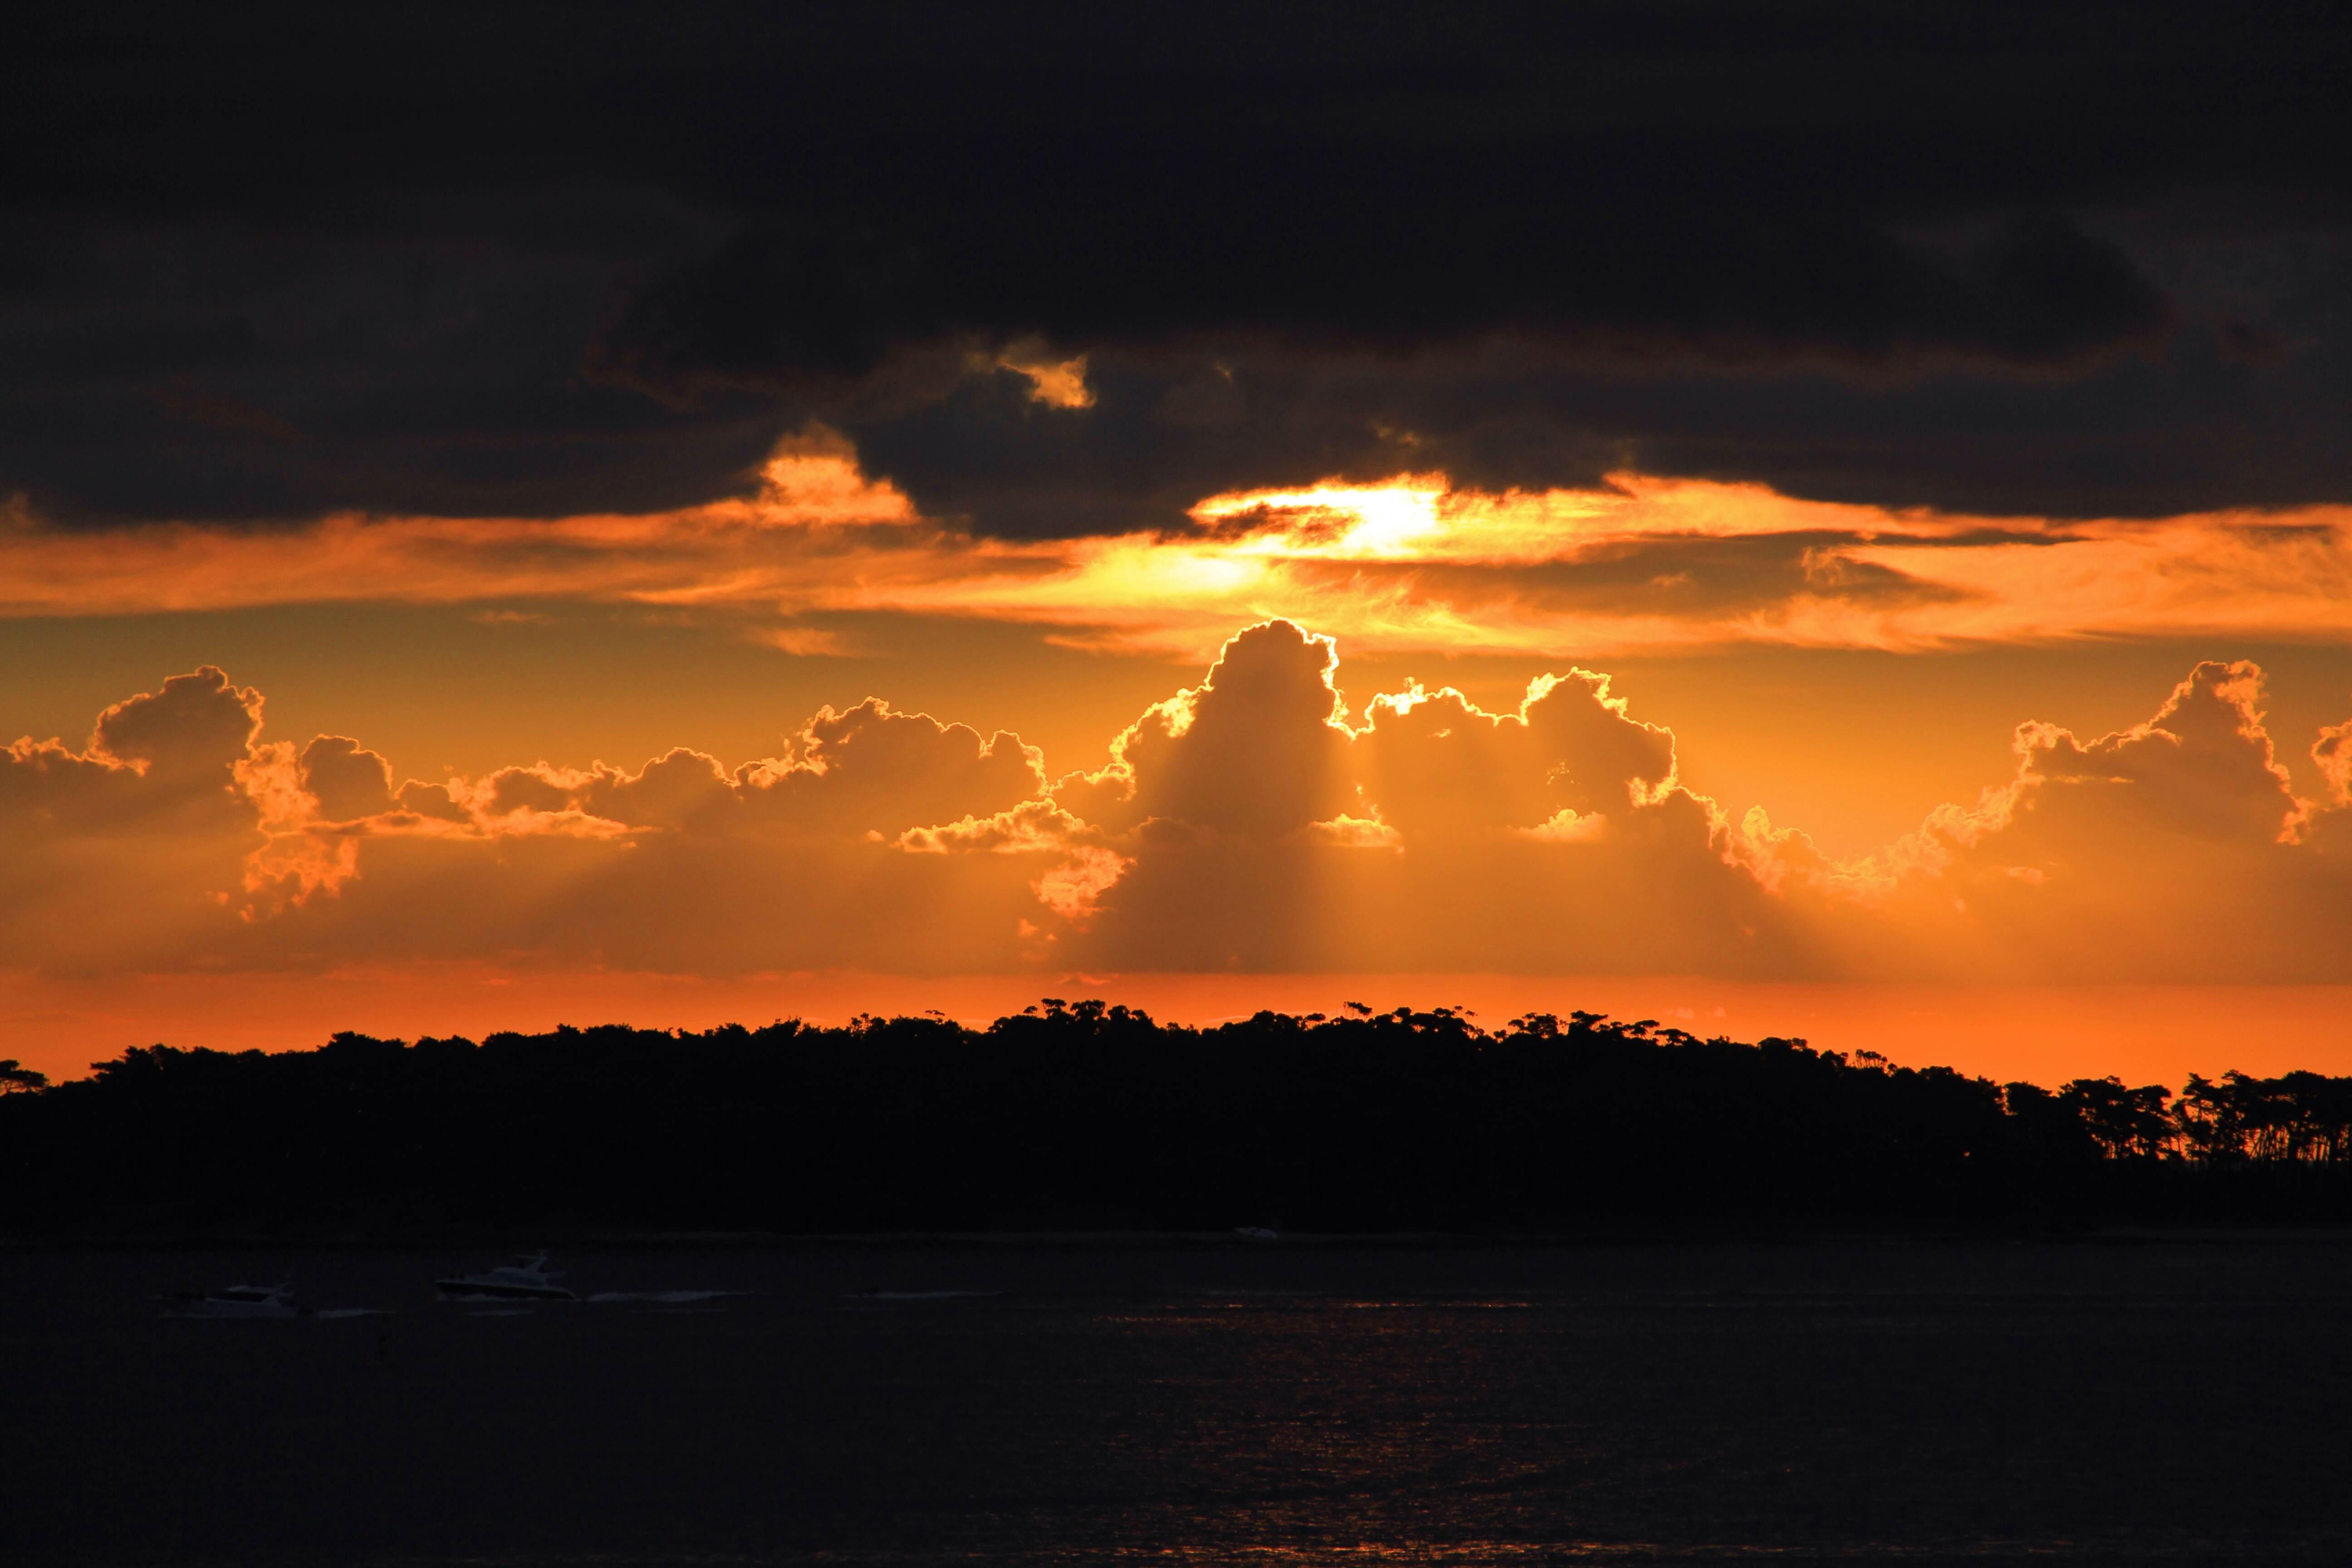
[8,5,2352,1081]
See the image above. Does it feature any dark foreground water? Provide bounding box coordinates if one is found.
[2,1238,2348,1566]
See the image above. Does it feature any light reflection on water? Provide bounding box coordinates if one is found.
[5,1241,2349,1566]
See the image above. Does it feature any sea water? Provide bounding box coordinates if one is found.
[2,1239,2346,1564]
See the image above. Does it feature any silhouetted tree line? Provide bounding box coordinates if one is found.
[5,1002,2349,1237]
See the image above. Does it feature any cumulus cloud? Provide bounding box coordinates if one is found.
[394,780,474,823]
[1055,620,1357,839]
[1,668,263,852]
[7,628,2352,984]
[1749,661,2352,980]
[0,662,1062,975]
[2314,717,2352,808]
[942,625,2352,980]
[734,700,1045,836]
[1357,667,1680,838]
[90,668,265,783]
[0,668,268,968]
[895,799,1127,927]
[299,737,398,822]
[1007,621,1793,974]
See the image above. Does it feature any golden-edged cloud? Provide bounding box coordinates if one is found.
[1,667,270,968]
[10,621,2352,985]
[6,433,2352,659]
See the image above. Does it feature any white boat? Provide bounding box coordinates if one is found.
[162,1279,302,1318]
[434,1253,577,1302]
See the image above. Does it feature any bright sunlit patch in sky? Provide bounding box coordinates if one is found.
[7,436,2352,664]
[1194,479,1452,557]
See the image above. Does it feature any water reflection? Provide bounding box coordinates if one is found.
[5,1242,2348,1564]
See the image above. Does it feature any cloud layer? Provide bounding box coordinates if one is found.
[7,441,2352,662]
[9,621,2352,984]
[7,5,2352,543]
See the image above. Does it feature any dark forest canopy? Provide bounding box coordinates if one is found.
[5,1001,2349,1239]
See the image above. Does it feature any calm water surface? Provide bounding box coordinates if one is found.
[2,1240,2346,1565]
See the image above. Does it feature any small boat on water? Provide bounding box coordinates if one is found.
[434,1253,577,1302]
[162,1279,302,1318]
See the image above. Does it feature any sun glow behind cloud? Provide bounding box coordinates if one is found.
[1194,478,1462,558]
[5,431,2352,662]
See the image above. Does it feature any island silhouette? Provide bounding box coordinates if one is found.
[5,1000,2347,1237]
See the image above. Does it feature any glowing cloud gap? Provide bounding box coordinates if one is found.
[5,439,2352,657]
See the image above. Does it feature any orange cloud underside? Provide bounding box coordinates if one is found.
[5,435,2352,657]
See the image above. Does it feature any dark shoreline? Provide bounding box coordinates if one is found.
[13,1006,2351,1241]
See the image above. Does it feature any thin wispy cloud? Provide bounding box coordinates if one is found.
[7,436,2352,661]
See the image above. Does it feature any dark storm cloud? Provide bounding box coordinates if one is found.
[599,194,2174,392]
[5,2,2349,533]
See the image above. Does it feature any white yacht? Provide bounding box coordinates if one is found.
[162,1279,302,1318]
[434,1253,578,1302]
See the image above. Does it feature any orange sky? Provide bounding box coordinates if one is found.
[7,966,2350,1089]
[7,433,2352,1084]
[7,432,2352,659]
